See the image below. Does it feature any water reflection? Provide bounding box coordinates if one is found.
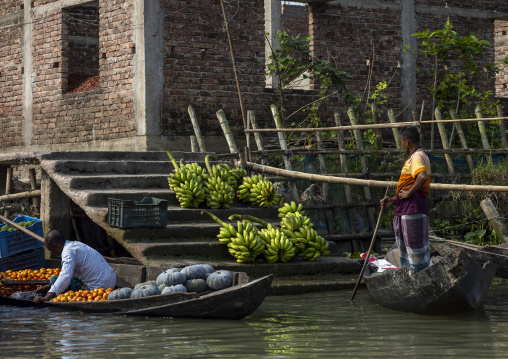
[1,283,508,358]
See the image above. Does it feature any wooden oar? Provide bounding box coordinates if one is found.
[350,185,391,301]
[0,214,45,243]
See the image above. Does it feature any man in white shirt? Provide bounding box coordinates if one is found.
[33,230,117,303]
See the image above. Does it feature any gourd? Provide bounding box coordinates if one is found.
[134,280,156,289]
[158,283,168,292]
[162,285,188,294]
[156,270,186,287]
[130,283,160,298]
[206,270,233,290]
[184,279,207,293]
[199,264,215,274]
[180,265,207,279]
[108,287,134,301]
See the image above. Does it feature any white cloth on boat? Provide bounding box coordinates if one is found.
[49,241,116,295]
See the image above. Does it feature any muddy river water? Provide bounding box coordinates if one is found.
[2,282,508,358]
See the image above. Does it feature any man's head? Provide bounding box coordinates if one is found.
[399,126,420,154]
[45,230,67,255]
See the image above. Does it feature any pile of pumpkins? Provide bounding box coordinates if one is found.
[108,264,233,301]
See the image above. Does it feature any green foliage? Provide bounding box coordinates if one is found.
[266,31,355,127]
[463,224,499,246]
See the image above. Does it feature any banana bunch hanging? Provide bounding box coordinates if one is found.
[258,224,295,263]
[204,155,235,209]
[278,201,306,219]
[281,212,330,261]
[202,211,264,263]
[237,175,279,207]
[167,150,206,208]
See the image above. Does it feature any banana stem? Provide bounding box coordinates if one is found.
[201,210,237,235]
[205,155,217,173]
[228,214,275,229]
[166,150,180,170]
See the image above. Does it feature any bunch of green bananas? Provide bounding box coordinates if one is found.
[278,201,306,219]
[237,175,279,207]
[259,224,295,263]
[201,211,237,245]
[281,213,329,261]
[228,168,248,191]
[204,155,235,209]
[167,150,206,208]
[227,220,265,263]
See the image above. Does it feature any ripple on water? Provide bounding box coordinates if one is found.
[2,283,508,358]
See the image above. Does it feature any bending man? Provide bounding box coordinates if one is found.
[381,126,431,272]
[33,230,116,303]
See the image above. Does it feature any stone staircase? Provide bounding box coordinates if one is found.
[36,151,362,291]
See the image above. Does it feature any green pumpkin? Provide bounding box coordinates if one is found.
[181,265,207,279]
[184,279,207,293]
[156,270,186,287]
[130,283,160,298]
[161,284,187,294]
[134,280,156,289]
[206,270,233,290]
[107,287,133,301]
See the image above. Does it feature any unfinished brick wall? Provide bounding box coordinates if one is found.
[495,20,508,99]
[0,17,24,148]
[161,0,318,138]
[415,0,508,12]
[282,4,308,37]
[30,0,136,146]
[0,0,22,17]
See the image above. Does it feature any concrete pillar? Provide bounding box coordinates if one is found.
[401,0,417,123]
[264,0,282,88]
[40,170,71,239]
[133,0,164,143]
[22,0,33,146]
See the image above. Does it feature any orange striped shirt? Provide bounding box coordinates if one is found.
[396,149,431,197]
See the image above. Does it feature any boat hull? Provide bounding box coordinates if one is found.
[364,251,495,315]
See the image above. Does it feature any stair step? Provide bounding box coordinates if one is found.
[68,174,169,190]
[40,151,212,162]
[165,207,279,223]
[83,189,178,207]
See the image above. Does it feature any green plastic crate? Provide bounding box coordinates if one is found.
[107,197,168,228]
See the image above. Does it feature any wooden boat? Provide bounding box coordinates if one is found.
[363,248,495,315]
[0,273,274,320]
[431,237,508,279]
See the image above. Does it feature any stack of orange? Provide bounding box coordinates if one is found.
[1,268,61,281]
[52,288,114,302]
[0,282,38,297]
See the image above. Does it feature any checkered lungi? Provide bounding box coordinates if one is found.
[393,213,430,273]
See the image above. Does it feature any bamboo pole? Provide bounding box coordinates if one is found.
[246,162,508,192]
[387,109,402,151]
[245,148,508,157]
[248,110,268,166]
[188,105,207,153]
[334,112,356,236]
[316,131,334,235]
[475,105,493,165]
[0,190,41,202]
[434,107,455,175]
[348,108,376,234]
[190,135,199,152]
[243,116,508,133]
[497,105,508,163]
[28,168,39,211]
[219,0,247,141]
[216,109,238,154]
[371,103,385,165]
[480,198,508,243]
[450,109,474,172]
[271,105,300,203]
[4,167,13,218]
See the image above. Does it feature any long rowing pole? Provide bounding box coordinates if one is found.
[350,185,391,301]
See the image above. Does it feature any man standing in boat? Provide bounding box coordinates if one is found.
[380,126,431,272]
[33,230,116,303]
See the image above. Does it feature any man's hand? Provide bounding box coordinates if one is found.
[33,292,56,304]
[35,284,51,293]
[380,196,396,208]
[398,189,411,200]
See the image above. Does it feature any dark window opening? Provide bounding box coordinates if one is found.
[495,19,508,98]
[64,3,100,94]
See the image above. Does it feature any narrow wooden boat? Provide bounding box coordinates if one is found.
[0,273,274,320]
[364,248,495,315]
[431,238,508,279]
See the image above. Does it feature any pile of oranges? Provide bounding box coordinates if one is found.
[0,282,37,297]
[52,288,114,302]
[1,268,61,281]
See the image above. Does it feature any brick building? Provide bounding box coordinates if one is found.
[0,0,507,153]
